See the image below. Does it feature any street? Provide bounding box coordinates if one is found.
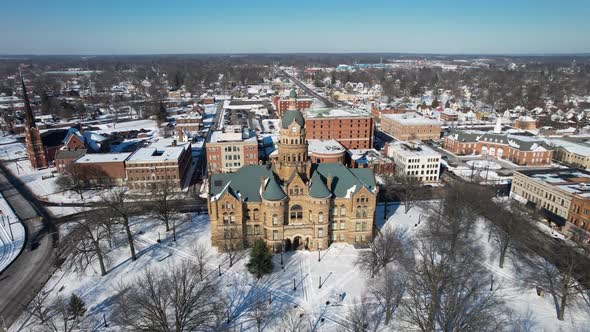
[0,164,58,329]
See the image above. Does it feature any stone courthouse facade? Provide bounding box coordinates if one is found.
[208,90,378,251]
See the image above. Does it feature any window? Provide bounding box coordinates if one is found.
[273,230,278,240]
[362,222,367,231]
[340,222,345,230]
[290,205,303,220]
[332,206,337,216]
[222,213,228,224]
[340,205,346,216]
[355,222,361,231]
[356,206,362,218]
[318,212,324,223]
[254,225,260,235]
[230,212,236,223]
[318,228,324,237]
[272,214,278,225]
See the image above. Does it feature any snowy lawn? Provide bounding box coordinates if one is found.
[0,192,25,272]
[9,202,590,331]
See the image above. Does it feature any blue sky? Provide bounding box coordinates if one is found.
[1,0,589,55]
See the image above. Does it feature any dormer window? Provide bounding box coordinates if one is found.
[291,127,297,132]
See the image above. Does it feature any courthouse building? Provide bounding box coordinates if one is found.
[208,90,378,251]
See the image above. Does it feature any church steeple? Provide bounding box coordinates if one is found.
[20,71,37,129]
[20,69,47,169]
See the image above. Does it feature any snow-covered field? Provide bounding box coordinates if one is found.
[466,159,502,170]
[0,192,25,272]
[9,203,590,331]
[93,119,158,135]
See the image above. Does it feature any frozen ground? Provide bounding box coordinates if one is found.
[9,203,590,331]
[93,119,158,136]
[0,192,25,272]
[466,159,502,170]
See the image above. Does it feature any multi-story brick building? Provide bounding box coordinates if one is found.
[444,130,553,166]
[385,141,441,183]
[380,113,441,141]
[74,152,132,185]
[305,113,374,149]
[21,75,48,169]
[514,116,537,130]
[206,126,258,174]
[126,139,192,191]
[208,89,378,252]
[272,94,313,116]
[370,105,406,120]
[176,113,203,142]
[511,169,590,239]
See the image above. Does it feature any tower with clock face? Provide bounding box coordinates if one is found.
[276,89,310,181]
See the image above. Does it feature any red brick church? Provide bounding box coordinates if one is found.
[21,74,48,169]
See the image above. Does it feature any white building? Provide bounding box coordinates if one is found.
[386,141,441,183]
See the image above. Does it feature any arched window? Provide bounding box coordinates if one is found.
[272,214,278,225]
[290,205,303,220]
[356,206,362,218]
[340,205,346,216]
[253,209,259,221]
[223,212,229,224]
[318,212,324,223]
[287,155,291,162]
[362,205,368,218]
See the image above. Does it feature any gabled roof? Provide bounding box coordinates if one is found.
[210,165,274,202]
[312,163,376,198]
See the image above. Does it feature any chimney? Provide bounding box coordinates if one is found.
[260,176,266,192]
[172,139,177,146]
[327,174,333,191]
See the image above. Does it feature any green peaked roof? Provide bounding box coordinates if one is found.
[262,175,287,201]
[281,109,305,129]
[309,172,331,198]
[289,88,297,99]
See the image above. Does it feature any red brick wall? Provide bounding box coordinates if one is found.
[306,117,374,150]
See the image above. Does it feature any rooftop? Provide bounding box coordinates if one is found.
[127,138,189,163]
[75,152,132,163]
[383,113,441,126]
[518,168,590,198]
[389,141,441,158]
[305,107,370,119]
[308,139,346,155]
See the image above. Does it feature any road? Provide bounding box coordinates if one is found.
[0,163,58,329]
[281,71,340,108]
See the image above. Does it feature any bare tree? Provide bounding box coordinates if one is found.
[355,227,412,278]
[247,299,271,332]
[370,265,410,325]
[222,227,244,267]
[382,174,423,214]
[484,201,532,268]
[23,292,86,332]
[150,180,179,232]
[400,238,509,331]
[113,262,224,331]
[346,296,372,332]
[279,308,307,332]
[100,188,137,261]
[192,241,211,281]
[64,210,111,276]
[524,246,588,321]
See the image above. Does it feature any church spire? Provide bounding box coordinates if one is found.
[20,70,37,128]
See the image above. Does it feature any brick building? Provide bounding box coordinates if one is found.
[514,116,537,130]
[370,105,406,119]
[21,75,48,169]
[380,113,441,141]
[272,95,313,116]
[511,169,590,240]
[305,116,374,150]
[176,113,203,142]
[206,126,258,174]
[444,130,553,166]
[208,89,378,252]
[74,152,132,185]
[126,139,192,191]
[55,149,87,173]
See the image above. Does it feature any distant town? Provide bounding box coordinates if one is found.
[0,53,589,331]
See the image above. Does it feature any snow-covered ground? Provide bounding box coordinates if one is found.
[466,159,502,170]
[0,192,26,272]
[9,203,590,331]
[93,119,158,136]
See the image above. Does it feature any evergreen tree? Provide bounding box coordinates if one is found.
[247,239,273,279]
[431,99,440,108]
[67,293,87,319]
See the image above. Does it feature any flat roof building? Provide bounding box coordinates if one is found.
[380,113,441,141]
[386,141,441,183]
